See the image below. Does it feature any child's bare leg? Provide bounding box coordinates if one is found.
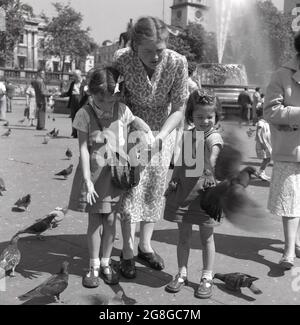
[199,226,215,279]
[121,219,137,260]
[177,222,193,277]
[259,157,271,173]
[101,212,116,261]
[87,213,102,276]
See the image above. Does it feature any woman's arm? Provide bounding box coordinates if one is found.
[78,130,99,205]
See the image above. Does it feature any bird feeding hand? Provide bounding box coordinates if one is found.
[85,180,99,206]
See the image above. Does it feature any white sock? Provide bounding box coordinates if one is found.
[100,258,110,274]
[201,270,213,281]
[178,267,187,281]
[88,258,100,277]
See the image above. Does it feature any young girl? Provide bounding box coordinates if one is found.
[164,90,223,299]
[25,81,37,126]
[68,67,150,288]
[255,106,272,181]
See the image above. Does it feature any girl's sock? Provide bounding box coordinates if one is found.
[201,270,213,281]
[88,258,100,277]
[178,267,188,281]
[100,258,111,274]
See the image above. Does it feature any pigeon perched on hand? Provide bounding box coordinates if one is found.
[65,148,72,160]
[55,164,73,179]
[15,213,57,240]
[18,261,69,303]
[1,128,11,137]
[214,272,262,295]
[0,177,6,196]
[14,194,31,210]
[0,235,21,278]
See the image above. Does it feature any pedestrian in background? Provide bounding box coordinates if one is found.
[0,79,7,121]
[5,79,15,113]
[264,31,300,270]
[25,81,37,127]
[237,87,252,126]
[252,87,261,126]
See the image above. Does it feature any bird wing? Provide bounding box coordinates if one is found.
[39,274,68,297]
[55,169,66,176]
[18,219,50,235]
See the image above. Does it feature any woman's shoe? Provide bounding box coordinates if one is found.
[120,255,136,279]
[82,267,101,288]
[165,274,188,293]
[295,246,300,258]
[194,278,213,299]
[279,255,294,270]
[137,246,165,270]
[100,265,119,285]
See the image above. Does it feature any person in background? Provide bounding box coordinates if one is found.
[32,69,50,130]
[60,69,86,138]
[237,87,252,126]
[264,30,300,270]
[252,87,261,126]
[5,79,15,113]
[25,81,37,127]
[255,106,272,181]
[0,79,6,121]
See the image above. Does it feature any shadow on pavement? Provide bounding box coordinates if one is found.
[151,230,285,278]
[213,282,256,302]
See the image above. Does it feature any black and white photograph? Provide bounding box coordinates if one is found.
[0,0,300,310]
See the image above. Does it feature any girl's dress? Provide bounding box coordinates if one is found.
[68,101,135,214]
[113,48,188,223]
[255,118,272,159]
[26,86,37,119]
[164,127,223,226]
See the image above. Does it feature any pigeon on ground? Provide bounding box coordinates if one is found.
[55,164,73,179]
[52,118,56,122]
[214,272,262,295]
[1,128,11,137]
[18,118,26,124]
[53,129,59,138]
[14,194,31,210]
[35,207,68,229]
[0,235,21,278]
[15,213,58,240]
[18,261,69,302]
[65,148,72,160]
[47,128,56,137]
[3,121,9,126]
[0,177,6,196]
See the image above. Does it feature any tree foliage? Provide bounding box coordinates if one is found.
[0,0,33,64]
[43,2,96,71]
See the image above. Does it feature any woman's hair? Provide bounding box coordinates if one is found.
[130,16,169,51]
[295,31,300,54]
[185,89,220,125]
[88,66,120,96]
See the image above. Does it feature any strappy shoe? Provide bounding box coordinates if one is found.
[100,265,119,285]
[194,278,213,299]
[137,246,165,270]
[82,267,101,288]
[165,274,188,293]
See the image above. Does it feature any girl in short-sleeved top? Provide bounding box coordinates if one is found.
[68,67,151,289]
[164,90,223,299]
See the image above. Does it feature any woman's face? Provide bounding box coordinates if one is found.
[192,105,216,132]
[137,39,166,70]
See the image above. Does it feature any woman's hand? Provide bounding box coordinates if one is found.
[85,179,99,206]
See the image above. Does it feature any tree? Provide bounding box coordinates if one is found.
[0,0,33,65]
[43,2,96,74]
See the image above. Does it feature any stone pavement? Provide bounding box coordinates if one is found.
[0,104,299,306]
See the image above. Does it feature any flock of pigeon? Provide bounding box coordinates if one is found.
[0,116,75,303]
[0,116,269,303]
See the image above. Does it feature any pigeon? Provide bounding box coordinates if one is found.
[15,213,58,240]
[3,121,9,126]
[0,177,6,196]
[1,128,11,137]
[18,261,69,302]
[42,135,50,144]
[35,207,68,230]
[47,128,56,137]
[52,118,56,122]
[0,235,21,278]
[18,118,26,124]
[65,148,72,160]
[14,194,31,210]
[55,164,73,179]
[53,129,59,138]
[214,272,262,295]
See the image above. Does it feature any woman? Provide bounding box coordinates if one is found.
[0,79,7,121]
[113,16,188,278]
[264,31,300,270]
